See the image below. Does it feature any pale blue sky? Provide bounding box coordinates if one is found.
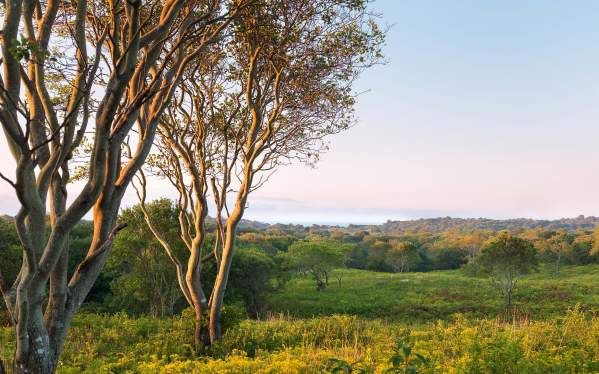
[246,0,599,224]
[1,0,599,224]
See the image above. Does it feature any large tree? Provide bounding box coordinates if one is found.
[136,0,384,350]
[0,0,248,371]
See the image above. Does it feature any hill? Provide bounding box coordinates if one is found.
[264,215,599,234]
[370,215,599,233]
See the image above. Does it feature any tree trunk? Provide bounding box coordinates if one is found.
[316,278,326,291]
[193,307,210,354]
[209,207,243,343]
[14,321,55,374]
[15,352,54,374]
[505,273,513,307]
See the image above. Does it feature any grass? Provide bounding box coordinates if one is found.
[3,265,599,372]
[268,265,599,322]
[4,308,599,373]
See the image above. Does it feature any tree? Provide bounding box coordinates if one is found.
[571,234,594,265]
[437,230,488,272]
[284,241,344,291]
[385,241,420,273]
[455,231,488,262]
[106,200,185,317]
[536,230,574,275]
[227,247,280,318]
[366,240,392,272]
[204,0,383,344]
[0,0,247,371]
[478,232,538,307]
[430,247,468,270]
[344,243,369,269]
[135,0,384,349]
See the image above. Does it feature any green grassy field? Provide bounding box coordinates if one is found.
[268,265,599,322]
[2,265,599,373]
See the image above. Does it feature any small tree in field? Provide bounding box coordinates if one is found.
[284,241,344,291]
[478,232,538,307]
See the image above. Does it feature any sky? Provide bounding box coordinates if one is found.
[2,0,599,225]
[246,0,599,224]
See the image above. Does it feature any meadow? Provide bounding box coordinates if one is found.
[2,265,599,373]
[268,265,599,322]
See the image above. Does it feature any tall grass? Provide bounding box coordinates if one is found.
[2,307,599,372]
[2,265,599,372]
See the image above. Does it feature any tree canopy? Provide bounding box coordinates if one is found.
[284,240,345,291]
[478,232,538,306]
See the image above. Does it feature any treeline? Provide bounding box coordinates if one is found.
[315,227,597,274]
[370,215,599,233]
[254,215,599,234]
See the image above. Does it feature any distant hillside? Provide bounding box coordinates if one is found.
[205,216,270,231]
[259,215,599,234]
[360,215,599,233]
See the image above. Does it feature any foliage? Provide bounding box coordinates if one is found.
[385,241,421,273]
[2,305,599,372]
[479,232,538,275]
[227,247,284,317]
[0,217,21,288]
[181,303,247,337]
[326,358,369,373]
[591,224,599,256]
[478,232,539,306]
[1,263,599,371]
[534,230,574,274]
[377,215,599,233]
[385,338,429,373]
[104,201,285,318]
[106,200,186,317]
[283,240,345,291]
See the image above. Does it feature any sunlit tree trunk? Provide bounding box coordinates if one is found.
[209,196,247,342]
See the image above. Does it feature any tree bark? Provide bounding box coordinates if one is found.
[193,308,210,354]
[209,199,245,343]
